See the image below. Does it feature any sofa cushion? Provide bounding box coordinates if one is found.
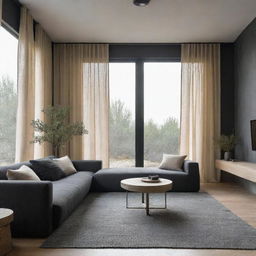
[159,154,187,171]
[52,171,94,228]
[30,159,66,181]
[53,156,77,176]
[92,167,189,192]
[0,156,55,180]
[7,165,40,181]
[0,162,33,180]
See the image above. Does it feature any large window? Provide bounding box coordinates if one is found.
[0,27,18,165]
[109,61,181,167]
[109,63,136,167]
[144,62,181,167]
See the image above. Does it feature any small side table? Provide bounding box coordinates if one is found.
[121,178,173,215]
[0,208,14,256]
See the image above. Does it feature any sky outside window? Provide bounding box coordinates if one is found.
[0,26,18,165]
[0,27,18,87]
[144,62,181,125]
[144,62,181,166]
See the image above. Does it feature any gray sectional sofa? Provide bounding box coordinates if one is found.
[0,159,199,237]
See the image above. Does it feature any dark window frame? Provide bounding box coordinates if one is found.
[2,0,21,37]
[109,44,181,166]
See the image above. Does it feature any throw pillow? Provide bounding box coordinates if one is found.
[7,165,40,181]
[30,159,66,181]
[53,156,77,176]
[159,154,187,171]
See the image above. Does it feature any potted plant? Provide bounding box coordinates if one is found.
[217,134,236,161]
[31,106,88,157]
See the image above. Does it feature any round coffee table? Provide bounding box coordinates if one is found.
[121,178,173,215]
[0,208,14,256]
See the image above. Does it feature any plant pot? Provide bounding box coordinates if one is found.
[224,151,231,161]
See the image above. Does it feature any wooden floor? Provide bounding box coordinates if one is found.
[8,182,256,256]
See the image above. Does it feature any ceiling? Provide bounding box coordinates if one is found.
[19,0,256,43]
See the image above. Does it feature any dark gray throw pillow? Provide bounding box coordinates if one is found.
[30,159,65,181]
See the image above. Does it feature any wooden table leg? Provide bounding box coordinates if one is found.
[142,193,144,203]
[0,224,12,256]
[0,209,13,256]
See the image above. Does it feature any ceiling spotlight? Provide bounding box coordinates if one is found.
[133,0,151,7]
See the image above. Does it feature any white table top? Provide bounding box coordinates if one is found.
[121,177,173,193]
[0,208,14,226]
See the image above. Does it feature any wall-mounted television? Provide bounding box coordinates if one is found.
[251,120,256,151]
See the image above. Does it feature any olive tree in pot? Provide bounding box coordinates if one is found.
[217,134,236,161]
[31,106,88,157]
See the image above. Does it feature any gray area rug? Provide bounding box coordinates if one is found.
[42,192,256,249]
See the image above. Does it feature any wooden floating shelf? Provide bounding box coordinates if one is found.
[215,160,256,183]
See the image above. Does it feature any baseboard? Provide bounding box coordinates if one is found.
[221,170,256,194]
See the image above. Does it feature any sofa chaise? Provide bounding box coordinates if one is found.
[0,159,199,237]
[92,161,199,192]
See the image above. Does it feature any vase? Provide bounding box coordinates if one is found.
[224,151,231,161]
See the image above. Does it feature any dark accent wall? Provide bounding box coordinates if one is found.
[234,18,256,162]
[220,44,234,135]
[220,18,256,195]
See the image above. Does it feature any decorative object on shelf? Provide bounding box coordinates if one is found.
[216,134,236,161]
[224,152,231,161]
[31,106,88,157]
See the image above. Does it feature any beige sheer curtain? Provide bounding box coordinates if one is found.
[54,44,109,167]
[180,44,220,182]
[83,46,109,168]
[53,44,84,159]
[16,7,52,162]
[34,24,53,158]
[15,7,35,162]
